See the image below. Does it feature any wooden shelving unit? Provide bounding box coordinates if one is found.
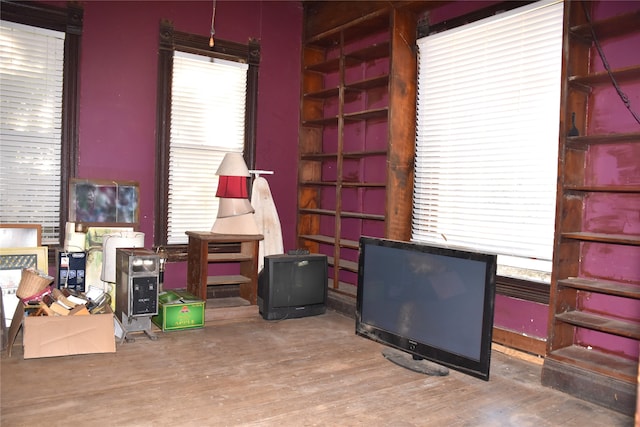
[298,4,418,294]
[541,1,640,416]
[185,232,263,305]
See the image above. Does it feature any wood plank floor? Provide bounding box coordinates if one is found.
[1,306,634,426]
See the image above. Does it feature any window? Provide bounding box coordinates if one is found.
[155,22,260,247]
[168,52,248,244]
[0,2,82,246]
[412,0,563,283]
[0,21,63,243]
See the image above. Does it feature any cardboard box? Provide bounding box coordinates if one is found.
[6,302,116,359]
[152,290,205,331]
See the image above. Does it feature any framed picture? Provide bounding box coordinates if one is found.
[0,246,48,328]
[0,224,42,248]
[69,178,140,227]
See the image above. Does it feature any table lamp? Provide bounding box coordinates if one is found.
[211,153,259,235]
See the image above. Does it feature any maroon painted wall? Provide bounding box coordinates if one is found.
[64,1,302,287]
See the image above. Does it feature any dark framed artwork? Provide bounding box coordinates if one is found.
[69,179,140,227]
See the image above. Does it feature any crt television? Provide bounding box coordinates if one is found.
[258,253,328,321]
[356,237,497,380]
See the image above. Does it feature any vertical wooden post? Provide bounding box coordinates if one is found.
[386,7,417,241]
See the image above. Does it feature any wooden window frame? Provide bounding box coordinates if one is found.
[154,20,260,256]
[415,0,551,305]
[1,0,82,258]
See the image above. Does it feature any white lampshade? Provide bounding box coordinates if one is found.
[216,152,250,176]
[217,197,254,218]
[211,212,259,235]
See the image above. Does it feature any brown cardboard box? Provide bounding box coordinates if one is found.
[23,310,115,358]
[8,303,116,359]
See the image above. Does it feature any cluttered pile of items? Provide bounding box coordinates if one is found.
[6,267,116,359]
[17,268,111,318]
[1,177,210,359]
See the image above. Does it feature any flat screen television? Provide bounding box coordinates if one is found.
[356,237,497,380]
[258,253,328,321]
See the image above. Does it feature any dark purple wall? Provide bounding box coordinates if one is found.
[70,1,302,287]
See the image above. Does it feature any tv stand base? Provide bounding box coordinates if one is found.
[382,348,449,376]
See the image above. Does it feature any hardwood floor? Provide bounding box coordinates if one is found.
[1,306,634,426]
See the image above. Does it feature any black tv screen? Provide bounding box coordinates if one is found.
[258,253,328,320]
[356,237,497,380]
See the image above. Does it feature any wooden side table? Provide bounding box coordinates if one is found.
[186,232,263,304]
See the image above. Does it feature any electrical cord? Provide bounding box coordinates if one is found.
[61,251,70,289]
[582,1,640,125]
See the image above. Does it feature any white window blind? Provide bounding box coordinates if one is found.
[168,51,248,244]
[0,21,65,244]
[412,0,563,281]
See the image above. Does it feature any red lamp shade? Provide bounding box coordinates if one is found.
[215,175,248,198]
